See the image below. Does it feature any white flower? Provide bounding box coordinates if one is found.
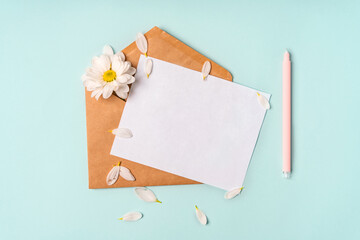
[82,45,136,100]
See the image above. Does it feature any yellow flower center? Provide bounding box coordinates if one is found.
[103,70,116,82]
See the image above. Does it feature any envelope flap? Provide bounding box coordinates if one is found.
[122,26,232,80]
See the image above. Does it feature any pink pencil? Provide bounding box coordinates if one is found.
[283,51,291,178]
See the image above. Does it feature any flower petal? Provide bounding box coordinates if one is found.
[102,84,114,99]
[202,61,211,80]
[117,84,129,92]
[126,67,136,76]
[116,51,125,61]
[85,80,102,91]
[122,61,131,74]
[90,88,103,99]
[115,91,128,99]
[134,187,161,203]
[195,205,207,225]
[111,79,121,88]
[82,70,103,84]
[256,93,270,109]
[126,76,135,84]
[145,58,153,78]
[83,77,102,89]
[224,187,244,199]
[103,45,114,56]
[118,212,142,222]
[82,74,96,85]
[136,33,148,55]
[119,166,135,181]
[84,67,102,79]
[116,73,132,83]
[115,90,128,99]
[106,165,120,185]
[111,128,133,138]
[114,61,131,76]
[92,55,110,73]
[94,89,103,100]
[91,56,99,66]
[112,57,121,72]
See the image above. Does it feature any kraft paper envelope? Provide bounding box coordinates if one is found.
[85,26,232,189]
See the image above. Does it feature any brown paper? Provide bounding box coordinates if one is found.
[86,26,232,189]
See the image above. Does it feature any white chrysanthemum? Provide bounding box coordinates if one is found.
[82,45,136,100]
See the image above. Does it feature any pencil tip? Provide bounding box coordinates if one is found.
[284,50,290,60]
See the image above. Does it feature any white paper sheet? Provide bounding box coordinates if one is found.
[111,55,270,190]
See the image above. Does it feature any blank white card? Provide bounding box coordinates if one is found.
[111,55,270,190]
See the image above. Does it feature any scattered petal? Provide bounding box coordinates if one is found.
[134,187,162,203]
[224,187,244,199]
[136,33,148,57]
[106,165,120,185]
[256,92,270,110]
[110,128,133,138]
[120,166,135,181]
[201,61,211,80]
[145,58,153,78]
[106,162,134,184]
[195,205,207,225]
[118,211,143,222]
[102,45,114,56]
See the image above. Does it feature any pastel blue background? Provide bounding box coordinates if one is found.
[1,0,359,239]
